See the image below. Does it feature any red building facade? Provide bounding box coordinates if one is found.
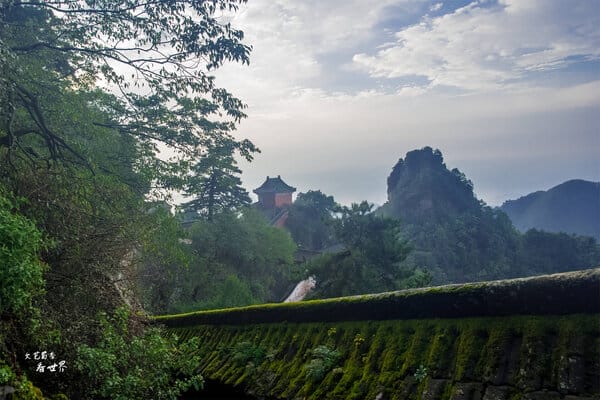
[253,175,296,210]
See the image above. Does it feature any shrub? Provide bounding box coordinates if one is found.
[76,307,203,400]
[414,364,428,382]
[0,189,46,315]
[305,345,341,382]
[230,341,266,367]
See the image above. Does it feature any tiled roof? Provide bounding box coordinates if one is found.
[253,175,296,194]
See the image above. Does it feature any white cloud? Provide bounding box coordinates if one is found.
[429,2,443,12]
[353,0,600,90]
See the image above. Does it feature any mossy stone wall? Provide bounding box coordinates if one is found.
[172,315,599,399]
[154,270,600,399]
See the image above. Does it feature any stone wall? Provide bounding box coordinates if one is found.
[155,270,600,399]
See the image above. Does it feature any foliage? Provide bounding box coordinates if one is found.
[413,364,428,382]
[0,185,45,316]
[0,363,15,385]
[182,139,256,220]
[307,201,416,298]
[76,307,203,400]
[148,208,297,313]
[174,275,259,313]
[518,229,600,275]
[0,1,253,396]
[230,341,267,367]
[305,345,341,382]
[0,362,46,400]
[136,206,195,314]
[285,190,338,251]
[0,1,255,188]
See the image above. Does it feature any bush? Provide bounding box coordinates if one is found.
[75,307,203,400]
[230,341,266,367]
[305,345,341,382]
[0,189,46,315]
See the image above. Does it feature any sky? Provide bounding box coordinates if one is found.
[212,0,600,206]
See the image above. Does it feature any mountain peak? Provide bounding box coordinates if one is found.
[382,147,479,223]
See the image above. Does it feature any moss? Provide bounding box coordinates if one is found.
[399,322,434,376]
[426,325,459,378]
[169,314,600,400]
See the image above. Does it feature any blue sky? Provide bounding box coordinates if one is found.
[214,0,600,206]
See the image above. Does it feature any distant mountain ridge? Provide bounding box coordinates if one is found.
[501,179,600,240]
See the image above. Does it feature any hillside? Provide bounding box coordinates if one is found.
[379,147,599,283]
[501,179,600,240]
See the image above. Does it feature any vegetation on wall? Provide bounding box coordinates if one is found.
[154,269,600,327]
[169,314,600,400]
[0,186,45,317]
[76,307,203,400]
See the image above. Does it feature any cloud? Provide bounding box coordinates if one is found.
[352,0,600,90]
[429,2,443,12]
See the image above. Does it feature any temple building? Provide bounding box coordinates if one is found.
[253,175,296,209]
[253,176,296,227]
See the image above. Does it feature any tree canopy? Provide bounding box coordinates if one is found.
[307,201,426,298]
[182,139,254,220]
[285,190,338,251]
[0,0,256,193]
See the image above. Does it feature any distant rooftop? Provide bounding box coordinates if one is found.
[253,175,296,194]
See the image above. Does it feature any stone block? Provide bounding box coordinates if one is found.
[523,391,561,400]
[421,379,448,400]
[482,385,511,400]
[451,382,483,400]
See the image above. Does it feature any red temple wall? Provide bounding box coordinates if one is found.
[274,192,293,207]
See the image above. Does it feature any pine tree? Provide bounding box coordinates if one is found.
[182,141,251,220]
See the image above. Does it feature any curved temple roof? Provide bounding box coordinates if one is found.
[253,175,296,194]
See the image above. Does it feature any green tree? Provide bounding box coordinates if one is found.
[168,209,297,312]
[0,1,255,191]
[308,201,420,298]
[76,307,203,400]
[0,184,45,316]
[518,229,600,275]
[0,1,254,396]
[285,190,337,251]
[182,139,256,220]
